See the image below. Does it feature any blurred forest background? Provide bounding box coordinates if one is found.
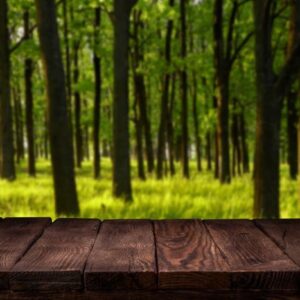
[0,0,300,219]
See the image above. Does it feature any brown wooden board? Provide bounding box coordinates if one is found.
[1,290,300,300]
[0,218,51,290]
[205,220,300,290]
[9,218,100,291]
[154,219,231,290]
[85,220,157,290]
[255,219,300,267]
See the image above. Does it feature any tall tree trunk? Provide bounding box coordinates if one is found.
[167,73,176,176]
[0,0,15,180]
[93,6,101,179]
[231,98,242,177]
[213,96,219,179]
[213,0,230,183]
[253,0,300,218]
[134,11,154,175]
[112,0,137,200]
[62,0,75,167]
[133,93,146,181]
[156,0,175,179]
[206,132,212,171]
[35,0,79,215]
[192,72,202,172]
[13,87,24,164]
[73,43,83,168]
[180,0,189,179]
[24,10,36,176]
[287,91,298,180]
[239,109,249,173]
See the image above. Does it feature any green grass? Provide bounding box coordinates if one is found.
[0,158,299,219]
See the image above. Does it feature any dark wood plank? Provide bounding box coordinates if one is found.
[85,220,156,290]
[205,220,300,290]
[154,219,230,290]
[1,290,300,300]
[255,219,300,267]
[9,218,100,291]
[0,218,51,290]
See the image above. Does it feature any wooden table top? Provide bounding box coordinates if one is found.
[0,218,300,299]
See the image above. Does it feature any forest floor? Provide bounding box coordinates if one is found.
[0,159,298,219]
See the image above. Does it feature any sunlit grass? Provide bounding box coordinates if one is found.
[0,158,299,219]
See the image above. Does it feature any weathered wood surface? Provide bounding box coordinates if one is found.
[205,220,300,290]
[85,220,156,290]
[255,219,300,267]
[10,219,100,291]
[0,218,298,299]
[154,219,230,289]
[0,218,50,289]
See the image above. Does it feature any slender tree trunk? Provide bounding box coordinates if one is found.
[287,91,298,179]
[62,0,75,167]
[213,96,219,179]
[239,109,249,173]
[192,72,202,172]
[0,0,15,180]
[132,10,152,178]
[167,73,176,176]
[156,0,175,179]
[231,98,242,177]
[112,0,137,200]
[180,0,189,179]
[13,88,23,164]
[93,6,101,179]
[206,132,212,171]
[24,10,36,176]
[73,43,83,168]
[133,94,146,181]
[35,0,79,215]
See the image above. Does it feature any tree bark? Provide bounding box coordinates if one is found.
[167,73,176,176]
[24,10,36,177]
[253,0,300,218]
[35,0,79,215]
[62,0,75,168]
[112,0,137,200]
[213,0,230,183]
[73,43,83,168]
[156,0,175,179]
[239,109,249,173]
[0,0,16,180]
[180,0,189,179]
[93,6,101,179]
[192,72,202,172]
[287,91,298,180]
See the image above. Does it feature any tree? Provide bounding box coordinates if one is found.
[156,0,175,179]
[93,6,102,179]
[213,0,252,183]
[24,10,36,177]
[180,0,189,179]
[253,0,300,218]
[112,0,137,200]
[35,0,79,215]
[0,0,16,180]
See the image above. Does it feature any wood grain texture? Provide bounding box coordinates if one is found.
[85,220,156,290]
[0,218,51,290]
[255,219,300,267]
[154,219,231,289]
[205,220,300,290]
[9,218,100,291]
